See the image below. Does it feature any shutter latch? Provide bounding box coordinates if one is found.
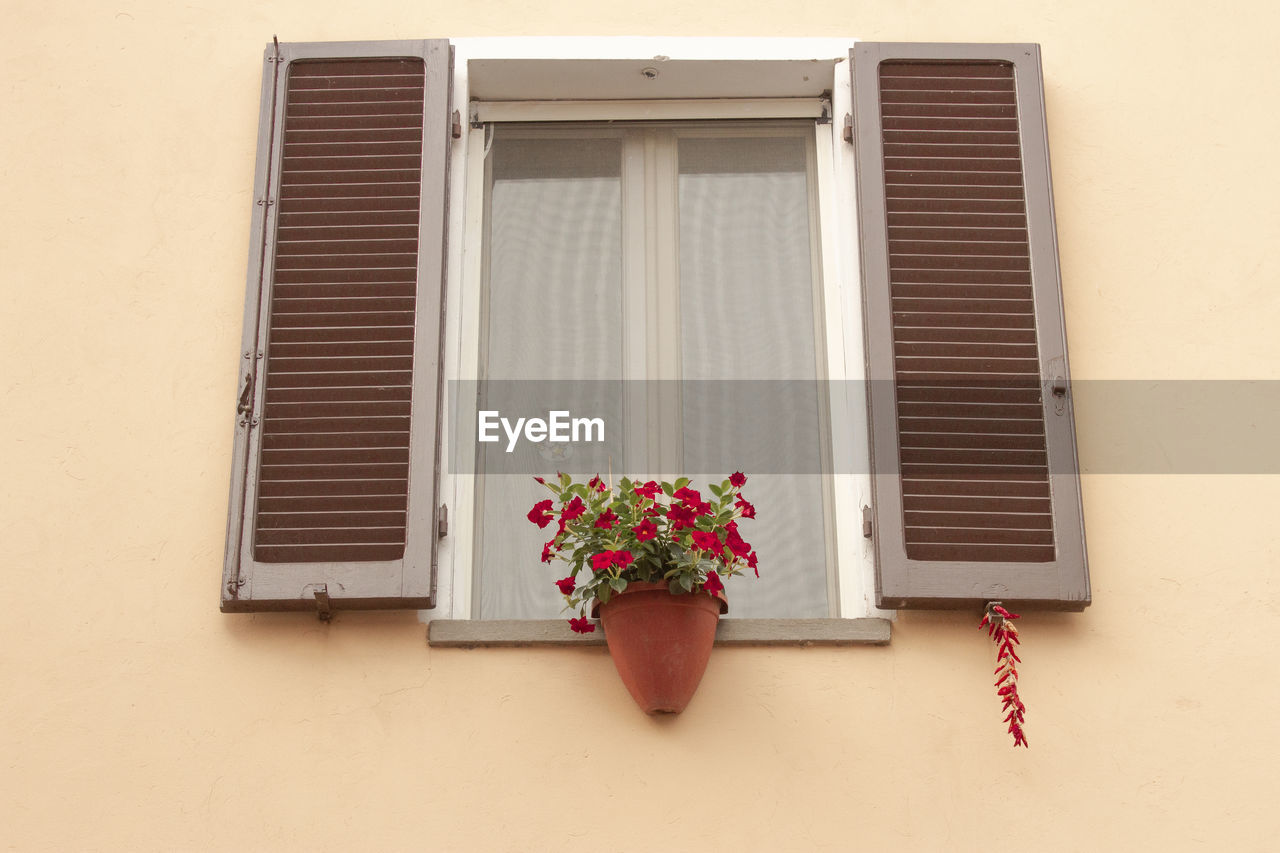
[862,505,873,539]
[437,504,449,539]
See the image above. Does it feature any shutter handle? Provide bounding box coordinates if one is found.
[1051,376,1068,415]
[236,372,254,418]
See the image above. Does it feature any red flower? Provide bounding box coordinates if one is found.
[667,502,697,530]
[592,549,633,571]
[673,488,712,517]
[747,551,759,577]
[632,519,658,542]
[588,475,607,493]
[734,497,756,519]
[568,617,595,634]
[673,486,701,504]
[729,472,747,488]
[594,508,619,530]
[555,577,575,595]
[527,499,555,528]
[634,480,661,500]
[534,476,545,484]
[691,530,721,552]
[702,570,724,595]
[541,541,555,563]
[724,527,751,559]
[561,496,586,522]
[688,498,713,517]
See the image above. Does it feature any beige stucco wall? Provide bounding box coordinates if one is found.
[4,1,1278,850]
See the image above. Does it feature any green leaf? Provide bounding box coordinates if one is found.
[669,579,684,595]
[597,586,612,605]
[620,477,633,492]
[674,477,690,491]
[709,483,724,498]
[678,574,693,592]
[661,481,675,497]
[610,577,628,594]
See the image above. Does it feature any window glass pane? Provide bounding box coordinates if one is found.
[477,134,624,618]
[677,134,829,618]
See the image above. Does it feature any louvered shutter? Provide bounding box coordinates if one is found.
[222,39,451,612]
[852,43,1089,610]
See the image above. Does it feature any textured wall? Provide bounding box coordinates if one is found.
[3,1,1278,850]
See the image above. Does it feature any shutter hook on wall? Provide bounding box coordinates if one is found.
[314,584,332,621]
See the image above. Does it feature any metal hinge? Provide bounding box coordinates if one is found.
[842,113,853,144]
[437,504,449,539]
[817,91,833,125]
[862,505,873,539]
[451,110,462,139]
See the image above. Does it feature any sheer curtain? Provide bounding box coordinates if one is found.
[476,134,624,618]
[677,135,829,617]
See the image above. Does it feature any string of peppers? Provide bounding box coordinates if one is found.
[981,602,1028,748]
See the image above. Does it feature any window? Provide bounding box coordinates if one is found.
[472,121,834,619]
[223,38,1089,622]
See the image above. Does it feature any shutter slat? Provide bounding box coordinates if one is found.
[253,544,407,562]
[258,477,409,498]
[287,87,424,105]
[252,54,428,566]
[261,446,410,465]
[258,494,408,512]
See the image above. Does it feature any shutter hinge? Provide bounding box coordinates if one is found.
[842,113,853,144]
[314,584,332,622]
[862,505,873,539]
[451,110,462,139]
[437,504,449,539]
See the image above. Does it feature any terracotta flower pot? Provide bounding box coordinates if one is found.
[593,581,728,715]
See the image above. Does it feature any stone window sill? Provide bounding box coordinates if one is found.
[428,617,891,648]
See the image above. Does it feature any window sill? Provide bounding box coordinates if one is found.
[427,617,891,648]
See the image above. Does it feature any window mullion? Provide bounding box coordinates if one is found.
[620,130,651,476]
[648,130,684,478]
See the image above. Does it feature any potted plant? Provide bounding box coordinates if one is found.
[527,472,758,714]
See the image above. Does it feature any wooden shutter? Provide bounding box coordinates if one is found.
[852,43,1089,610]
[222,39,451,612]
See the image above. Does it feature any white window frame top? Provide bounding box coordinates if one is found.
[425,38,893,630]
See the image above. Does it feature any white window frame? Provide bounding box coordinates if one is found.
[424,38,887,623]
